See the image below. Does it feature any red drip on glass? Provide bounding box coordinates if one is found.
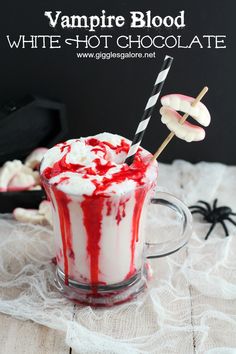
[81,196,104,286]
[41,136,153,286]
[52,188,73,285]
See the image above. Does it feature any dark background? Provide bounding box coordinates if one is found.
[0,0,234,164]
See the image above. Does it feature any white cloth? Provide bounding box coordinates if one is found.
[0,160,236,354]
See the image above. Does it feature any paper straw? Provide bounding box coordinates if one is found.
[125,55,173,165]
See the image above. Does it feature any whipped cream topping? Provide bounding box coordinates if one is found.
[40,132,157,195]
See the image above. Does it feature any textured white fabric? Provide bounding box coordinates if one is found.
[0,160,236,354]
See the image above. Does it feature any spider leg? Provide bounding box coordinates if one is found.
[229,212,236,216]
[189,205,207,213]
[226,217,236,226]
[213,199,218,209]
[220,220,229,237]
[205,223,216,240]
[198,200,211,212]
[191,210,206,216]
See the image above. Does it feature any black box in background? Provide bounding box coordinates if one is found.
[0,95,68,212]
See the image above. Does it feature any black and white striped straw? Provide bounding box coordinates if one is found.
[125,55,174,165]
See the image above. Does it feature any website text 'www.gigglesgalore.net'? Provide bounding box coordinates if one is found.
[76,51,156,60]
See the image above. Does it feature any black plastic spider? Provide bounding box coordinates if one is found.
[189,199,236,240]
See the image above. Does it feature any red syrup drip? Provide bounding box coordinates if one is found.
[81,196,104,286]
[125,187,148,280]
[116,197,129,225]
[93,159,115,175]
[43,156,83,180]
[133,188,147,243]
[59,142,71,153]
[85,159,149,284]
[41,137,153,286]
[106,200,112,216]
[42,175,73,286]
[86,138,130,155]
[51,186,73,285]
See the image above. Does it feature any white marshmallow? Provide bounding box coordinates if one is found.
[25,148,48,169]
[0,160,23,191]
[13,208,46,225]
[13,200,53,226]
[8,173,35,191]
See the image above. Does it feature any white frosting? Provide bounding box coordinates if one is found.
[49,172,96,195]
[41,133,129,171]
[40,132,157,196]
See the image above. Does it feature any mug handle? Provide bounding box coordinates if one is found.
[145,191,192,258]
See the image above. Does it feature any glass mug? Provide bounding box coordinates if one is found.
[41,170,192,306]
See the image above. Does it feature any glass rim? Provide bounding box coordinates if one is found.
[39,158,158,198]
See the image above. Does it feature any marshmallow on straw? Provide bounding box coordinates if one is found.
[125,55,173,165]
[151,86,209,162]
